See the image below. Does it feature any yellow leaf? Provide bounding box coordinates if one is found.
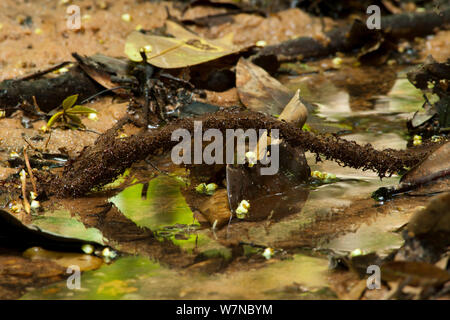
[165,21,235,48]
[124,21,240,69]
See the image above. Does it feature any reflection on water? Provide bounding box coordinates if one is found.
[109,175,197,231]
[22,254,333,300]
[319,209,412,257]
[108,66,417,250]
[22,65,427,300]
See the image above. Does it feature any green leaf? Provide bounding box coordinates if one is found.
[66,105,98,114]
[62,94,79,110]
[66,113,85,129]
[46,111,64,128]
[109,175,196,231]
[386,79,424,113]
[31,209,106,245]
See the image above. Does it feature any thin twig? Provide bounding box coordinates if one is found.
[30,95,46,117]
[81,128,101,135]
[23,146,38,195]
[16,61,71,81]
[44,130,52,150]
[20,169,31,214]
[22,136,39,152]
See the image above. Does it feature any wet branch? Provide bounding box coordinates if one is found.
[258,8,450,61]
[46,108,430,198]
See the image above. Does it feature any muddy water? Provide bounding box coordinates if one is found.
[15,63,432,300]
[0,1,444,299]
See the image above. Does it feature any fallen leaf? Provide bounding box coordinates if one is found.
[236,58,291,116]
[198,189,231,227]
[23,247,103,271]
[125,21,241,69]
[381,261,450,287]
[109,175,196,231]
[32,209,106,245]
[401,141,449,186]
[407,192,450,236]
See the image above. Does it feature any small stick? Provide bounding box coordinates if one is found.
[19,169,31,214]
[44,130,52,150]
[23,146,38,195]
[22,136,39,152]
[80,128,101,135]
[31,95,44,114]
[16,61,71,81]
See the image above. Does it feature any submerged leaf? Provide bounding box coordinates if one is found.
[32,209,106,245]
[21,256,162,300]
[23,247,103,271]
[109,175,196,231]
[198,189,232,227]
[386,79,424,113]
[407,192,450,237]
[0,209,104,249]
[320,211,409,257]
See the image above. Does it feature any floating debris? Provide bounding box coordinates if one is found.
[262,247,274,260]
[311,170,337,183]
[413,135,422,146]
[195,183,217,196]
[82,244,94,255]
[236,200,250,219]
[101,247,117,260]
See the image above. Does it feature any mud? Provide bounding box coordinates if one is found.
[0,253,65,299]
